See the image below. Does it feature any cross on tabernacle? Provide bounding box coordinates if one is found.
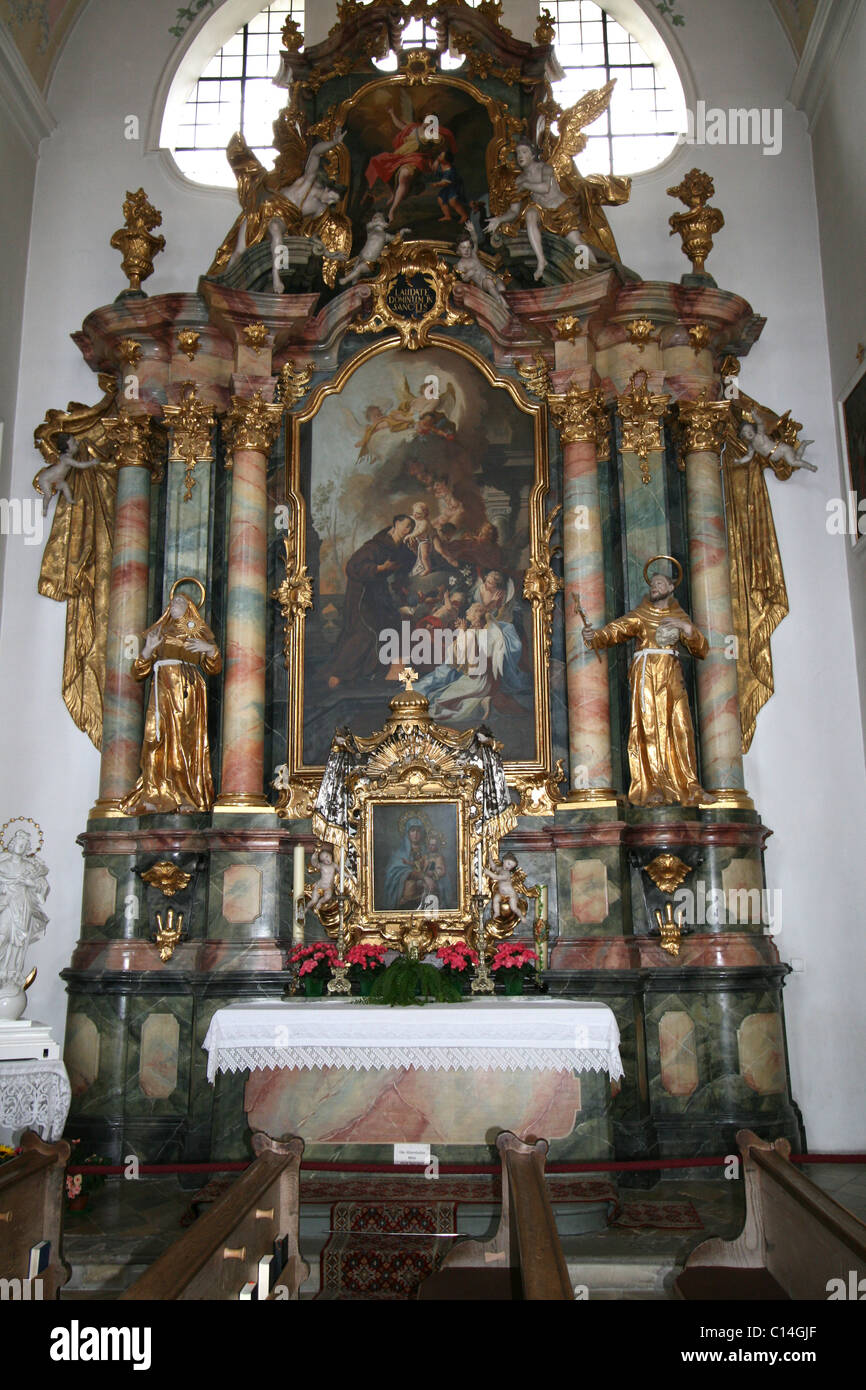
[399,666,419,691]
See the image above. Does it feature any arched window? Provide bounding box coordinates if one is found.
[166,1,304,188]
[544,1,686,176]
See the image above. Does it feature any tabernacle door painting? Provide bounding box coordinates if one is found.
[287,340,551,775]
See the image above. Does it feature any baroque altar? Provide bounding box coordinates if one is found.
[36,1,806,1166]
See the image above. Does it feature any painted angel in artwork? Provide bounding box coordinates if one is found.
[346,376,458,466]
[486,82,631,280]
[207,109,351,291]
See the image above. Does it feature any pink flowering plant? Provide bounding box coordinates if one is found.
[346,941,388,977]
[436,940,479,984]
[490,941,538,981]
[287,941,339,982]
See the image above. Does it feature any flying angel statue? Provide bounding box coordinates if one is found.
[486,82,631,280]
[208,109,352,291]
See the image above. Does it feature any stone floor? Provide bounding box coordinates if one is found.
[59,1163,866,1300]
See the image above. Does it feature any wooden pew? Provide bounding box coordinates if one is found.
[675,1129,866,1301]
[121,1134,309,1301]
[0,1130,71,1299]
[419,1131,573,1301]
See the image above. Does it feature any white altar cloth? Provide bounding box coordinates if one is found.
[0,1058,71,1142]
[203,998,622,1084]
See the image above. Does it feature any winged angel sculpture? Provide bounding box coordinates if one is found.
[486,81,630,280]
[208,110,352,292]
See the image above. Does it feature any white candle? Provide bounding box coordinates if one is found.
[339,847,345,893]
[476,846,482,894]
[292,843,305,944]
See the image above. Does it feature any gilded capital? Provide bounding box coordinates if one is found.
[163,382,215,500]
[678,398,731,457]
[548,385,606,445]
[617,372,670,484]
[104,410,160,473]
[224,391,284,459]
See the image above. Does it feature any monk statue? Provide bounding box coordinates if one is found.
[582,557,712,807]
[121,579,221,815]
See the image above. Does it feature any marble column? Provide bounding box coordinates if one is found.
[549,385,617,798]
[92,412,158,815]
[161,382,216,606]
[617,373,671,610]
[214,392,283,811]
[680,399,750,805]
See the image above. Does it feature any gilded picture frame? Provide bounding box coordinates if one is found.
[278,332,555,805]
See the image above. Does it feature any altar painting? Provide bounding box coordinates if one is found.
[292,342,549,771]
[339,79,497,250]
[371,801,461,915]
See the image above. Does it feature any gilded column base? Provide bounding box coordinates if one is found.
[88,798,127,820]
[212,793,275,814]
[701,788,755,811]
[559,788,622,808]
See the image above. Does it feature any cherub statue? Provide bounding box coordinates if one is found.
[33,433,100,515]
[484,852,526,925]
[308,845,337,914]
[737,415,816,472]
[486,84,630,281]
[338,213,406,286]
[454,223,509,310]
[208,110,351,291]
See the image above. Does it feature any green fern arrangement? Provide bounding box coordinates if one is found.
[368,956,463,1006]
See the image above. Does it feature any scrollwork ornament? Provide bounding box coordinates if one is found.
[523,503,562,663]
[617,370,670,485]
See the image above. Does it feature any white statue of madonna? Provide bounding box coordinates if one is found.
[0,820,49,1020]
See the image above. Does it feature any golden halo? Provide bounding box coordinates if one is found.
[397,807,434,843]
[643,554,683,588]
[169,576,206,609]
[0,816,44,855]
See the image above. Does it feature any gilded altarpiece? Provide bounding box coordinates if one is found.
[37,2,804,1168]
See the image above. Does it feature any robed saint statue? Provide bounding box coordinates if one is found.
[583,558,711,807]
[121,579,222,815]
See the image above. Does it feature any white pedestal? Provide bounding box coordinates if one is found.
[0,1019,61,1061]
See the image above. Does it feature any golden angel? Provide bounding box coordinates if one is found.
[120,580,222,815]
[208,109,352,292]
[486,83,630,280]
[583,559,711,807]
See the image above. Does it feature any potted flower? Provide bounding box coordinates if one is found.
[491,941,538,996]
[65,1145,110,1211]
[436,940,478,992]
[346,941,388,996]
[0,1144,19,1166]
[288,941,339,997]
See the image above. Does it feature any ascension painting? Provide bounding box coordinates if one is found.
[337,77,499,250]
[371,802,461,915]
[286,340,550,775]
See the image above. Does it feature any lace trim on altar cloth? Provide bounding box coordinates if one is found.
[206,1045,624,1085]
[0,1062,72,1140]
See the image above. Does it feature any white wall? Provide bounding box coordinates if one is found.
[0,0,863,1149]
[810,1,866,758]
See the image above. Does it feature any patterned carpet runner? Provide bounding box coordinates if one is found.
[315,1201,457,1301]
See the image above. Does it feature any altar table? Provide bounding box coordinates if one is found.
[204,1000,622,1161]
[0,1058,71,1145]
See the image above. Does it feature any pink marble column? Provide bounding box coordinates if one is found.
[680,400,749,803]
[215,393,283,810]
[550,386,617,798]
[93,414,156,815]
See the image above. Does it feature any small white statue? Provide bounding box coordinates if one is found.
[307,845,337,913]
[484,852,523,922]
[0,821,49,1020]
[34,437,98,514]
[339,213,406,286]
[738,417,817,472]
[454,224,509,310]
